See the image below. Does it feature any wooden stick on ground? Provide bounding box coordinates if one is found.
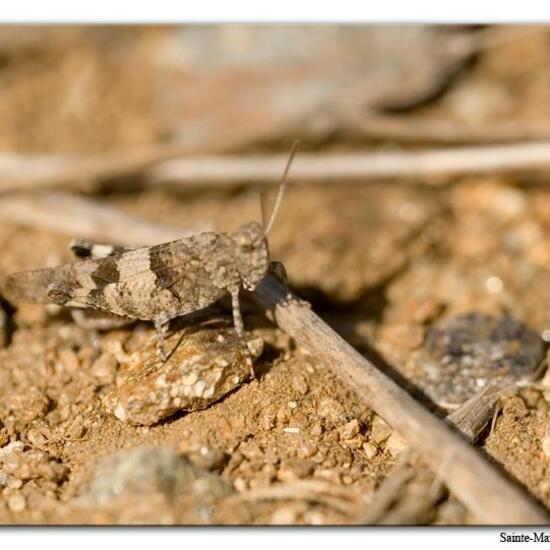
[1,192,547,524]
[251,275,549,524]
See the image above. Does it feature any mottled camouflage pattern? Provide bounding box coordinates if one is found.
[2,222,269,371]
[2,222,268,324]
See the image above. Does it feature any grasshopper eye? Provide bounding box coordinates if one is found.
[236,234,253,250]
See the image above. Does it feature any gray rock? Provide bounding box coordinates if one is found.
[81,446,233,506]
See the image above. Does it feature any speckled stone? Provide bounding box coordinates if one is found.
[416,312,544,408]
[103,323,263,425]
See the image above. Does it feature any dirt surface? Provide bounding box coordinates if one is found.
[1,26,550,525]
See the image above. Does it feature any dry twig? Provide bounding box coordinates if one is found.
[0,191,206,246]
[251,276,549,524]
[145,142,550,185]
[358,384,507,524]
[0,123,279,193]
[227,480,364,516]
[5,141,550,193]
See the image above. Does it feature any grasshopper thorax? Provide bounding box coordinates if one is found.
[231,221,269,291]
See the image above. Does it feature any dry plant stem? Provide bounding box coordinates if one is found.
[0,142,195,191]
[0,124,279,193]
[374,468,446,525]
[358,452,417,524]
[146,142,550,186]
[359,383,506,525]
[446,383,508,440]
[6,141,550,193]
[0,191,201,246]
[251,275,549,524]
[2,192,547,524]
[228,480,363,516]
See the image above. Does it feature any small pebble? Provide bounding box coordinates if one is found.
[7,493,26,513]
[277,458,314,482]
[342,475,353,485]
[297,442,318,459]
[90,353,119,386]
[7,478,23,490]
[233,477,248,492]
[338,419,360,440]
[317,398,347,424]
[502,396,529,420]
[292,375,309,396]
[314,468,341,485]
[186,447,228,472]
[276,405,291,424]
[310,423,323,436]
[385,432,407,457]
[417,313,544,408]
[225,451,244,472]
[485,276,504,294]
[362,442,378,460]
[270,506,299,525]
[370,416,392,444]
[303,510,326,525]
[239,441,264,462]
[341,436,364,450]
[260,406,277,430]
[283,427,300,434]
[81,446,232,505]
[57,348,81,374]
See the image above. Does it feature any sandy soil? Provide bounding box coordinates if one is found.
[0,26,549,525]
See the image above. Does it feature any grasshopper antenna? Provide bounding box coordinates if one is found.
[263,140,299,237]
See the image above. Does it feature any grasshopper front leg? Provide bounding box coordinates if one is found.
[229,286,255,380]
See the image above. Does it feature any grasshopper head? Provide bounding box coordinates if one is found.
[231,141,298,292]
[231,221,269,291]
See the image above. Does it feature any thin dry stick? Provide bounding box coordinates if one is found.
[146,142,550,186]
[0,122,282,193]
[0,143,196,191]
[359,383,507,525]
[357,452,417,524]
[251,276,549,524]
[446,383,508,441]
[5,141,550,193]
[0,191,207,246]
[228,480,364,516]
[1,193,547,524]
